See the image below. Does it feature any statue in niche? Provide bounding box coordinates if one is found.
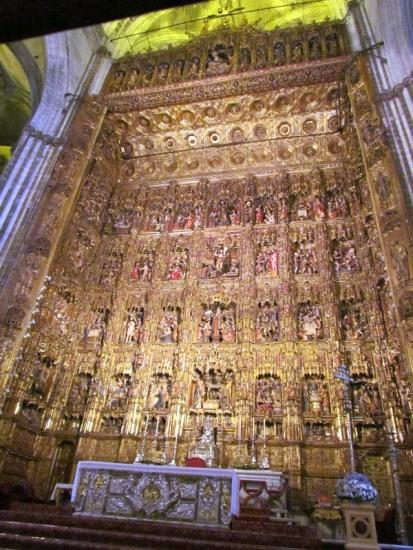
[166,247,188,281]
[147,375,170,409]
[340,301,368,340]
[31,354,53,397]
[256,301,279,342]
[83,309,107,344]
[303,378,330,415]
[142,63,154,84]
[256,375,282,414]
[157,62,169,82]
[191,371,206,409]
[297,302,323,340]
[69,374,91,410]
[374,173,392,204]
[326,33,339,56]
[332,241,359,273]
[291,41,304,63]
[172,58,185,80]
[244,199,254,224]
[352,381,382,416]
[255,45,267,68]
[130,252,154,282]
[391,242,409,282]
[110,70,125,92]
[239,47,251,70]
[198,302,236,343]
[201,239,239,279]
[399,380,413,416]
[205,44,232,75]
[273,41,286,65]
[125,67,139,90]
[187,55,200,77]
[279,193,289,222]
[308,36,321,59]
[158,308,179,343]
[108,374,131,408]
[124,307,144,343]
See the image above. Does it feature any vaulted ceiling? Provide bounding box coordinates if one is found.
[104,0,348,58]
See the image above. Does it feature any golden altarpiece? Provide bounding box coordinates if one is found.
[0,21,413,515]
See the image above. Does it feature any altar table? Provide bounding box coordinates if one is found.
[72,461,239,526]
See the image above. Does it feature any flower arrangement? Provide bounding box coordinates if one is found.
[336,473,378,503]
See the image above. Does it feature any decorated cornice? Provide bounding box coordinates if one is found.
[104,57,350,113]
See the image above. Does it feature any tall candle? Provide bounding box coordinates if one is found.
[263,417,266,439]
[155,416,160,437]
[238,415,241,439]
[252,417,255,439]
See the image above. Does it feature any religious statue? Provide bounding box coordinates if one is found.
[188,416,219,467]
[201,240,240,279]
[108,374,130,408]
[198,303,236,343]
[391,242,409,282]
[130,253,154,282]
[256,376,282,414]
[293,243,318,275]
[124,308,144,343]
[147,376,170,409]
[158,309,179,343]
[297,303,323,340]
[191,373,205,409]
[256,302,279,342]
[340,301,368,339]
[166,248,188,281]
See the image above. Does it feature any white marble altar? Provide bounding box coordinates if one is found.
[72,461,239,526]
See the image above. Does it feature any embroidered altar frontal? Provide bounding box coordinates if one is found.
[72,462,239,525]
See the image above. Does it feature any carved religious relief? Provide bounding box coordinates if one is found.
[254,176,279,225]
[206,180,242,228]
[99,250,123,287]
[351,379,382,418]
[82,306,110,346]
[200,236,240,279]
[255,233,279,276]
[107,373,131,409]
[297,302,323,340]
[256,300,279,342]
[103,191,139,236]
[130,248,155,283]
[190,367,234,411]
[339,298,368,340]
[205,42,234,76]
[291,226,318,275]
[123,306,144,344]
[147,373,171,410]
[325,184,350,220]
[198,302,236,343]
[391,242,410,283]
[68,372,92,413]
[158,306,180,343]
[302,376,330,416]
[330,225,360,274]
[165,243,189,281]
[143,187,173,233]
[30,353,55,399]
[171,184,204,231]
[255,375,282,414]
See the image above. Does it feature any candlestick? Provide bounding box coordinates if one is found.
[252,417,255,439]
[263,417,266,439]
[155,416,160,438]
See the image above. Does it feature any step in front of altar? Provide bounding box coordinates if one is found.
[0,507,323,549]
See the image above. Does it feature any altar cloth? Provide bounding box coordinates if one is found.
[72,461,239,526]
